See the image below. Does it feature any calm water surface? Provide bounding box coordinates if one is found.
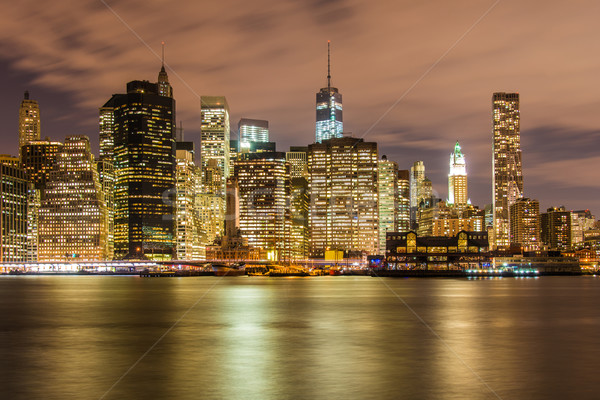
[0,275,599,400]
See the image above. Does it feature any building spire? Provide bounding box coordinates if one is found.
[327,40,331,90]
[161,41,165,70]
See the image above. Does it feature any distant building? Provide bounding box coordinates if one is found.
[289,176,309,261]
[397,170,411,232]
[571,210,596,249]
[286,146,309,178]
[448,141,468,207]
[233,152,290,261]
[238,118,269,143]
[509,198,540,251]
[378,155,399,254]
[410,160,425,227]
[308,136,378,257]
[20,140,62,190]
[315,42,343,143]
[18,91,41,155]
[201,96,230,195]
[38,136,108,261]
[175,142,203,260]
[104,67,176,260]
[0,156,28,262]
[541,206,572,251]
[493,92,523,248]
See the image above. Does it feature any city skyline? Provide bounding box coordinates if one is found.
[0,1,599,216]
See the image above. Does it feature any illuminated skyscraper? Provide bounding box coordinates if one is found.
[105,71,176,260]
[448,141,468,207]
[493,92,523,248]
[410,160,425,228]
[397,170,411,232]
[308,136,378,257]
[0,156,28,262]
[201,96,230,195]
[378,155,398,254]
[234,152,290,261]
[286,146,308,178]
[315,42,343,143]
[239,118,269,143]
[18,91,41,154]
[38,136,108,261]
[175,142,202,260]
[510,198,540,251]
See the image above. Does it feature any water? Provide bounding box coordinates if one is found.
[0,275,599,400]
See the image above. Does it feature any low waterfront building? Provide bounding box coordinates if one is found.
[386,230,490,270]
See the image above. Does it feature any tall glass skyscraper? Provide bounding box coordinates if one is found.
[493,92,523,248]
[239,118,269,143]
[18,91,41,155]
[315,42,343,143]
[104,69,176,260]
[201,96,230,195]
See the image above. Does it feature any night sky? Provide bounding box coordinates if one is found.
[1,0,599,216]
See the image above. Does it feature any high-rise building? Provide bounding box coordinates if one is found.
[397,170,411,232]
[38,136,108,261]
[410,160,425,228]
[541,206,572,251]
[509,198,540,251]
[378,155,398,254]
[448,141,468,207]
[201,96,230,195]
[175,142,202,260]
[308,136,378,257]
[234,152,290,261]
[20,140,63,190]
[286,146,309,178]
[315,42,343,143]
[571,210,596,249]
[18,91,41,154]
[289,176,309,261]
[493,92,523,248]
[0,156,28,262]
[239,118,269,143]
[104,69,176,260]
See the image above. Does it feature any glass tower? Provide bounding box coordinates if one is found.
[18,91,41,155]
[315,42,343,143]
[448,141,468,207]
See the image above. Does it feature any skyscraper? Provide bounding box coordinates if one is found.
[397,170,411,232]
[175,142,202,260]
[410,160,425,228]
[104,69,176,260]
[0,156,28,262]
[286,146,308,178]
[315,41,343,143]
[378,155,398,254]
[234,152,290,261]
[239,118,269,143]
[38,136,108,261]
[448,141,468,207]
[18,91,41,154]
[308,136,378,257]
[201,96,230,195]
[493,92,523,248]
[541,206,572,251]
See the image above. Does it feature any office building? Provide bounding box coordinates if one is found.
[509,198,540,251]
[286,146,309,178]
[201,96,230,195]
[0,156,28,262]
[175,142,202,260]
[234,152,290,261]
[18,91,41,154]
[541,206,572,251]
[239,118,269,143]
[378,155,398,254]
[448,141,468,207]
[493,92,523,248]
[38,136,108,261]
[104,68,176,260]
[315,42,343,143]
[397,170,411,232]
[308,136,378,257]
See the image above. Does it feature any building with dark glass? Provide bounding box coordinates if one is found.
[0,156,28,262]
[541,206,572,251]
[103,68,176,260]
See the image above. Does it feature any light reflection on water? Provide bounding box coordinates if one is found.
[0,276,599,399]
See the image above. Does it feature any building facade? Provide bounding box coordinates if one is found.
[493,92,523,248]
[448,141,468,207]
[18,91,41,154]
[238,118,269,143]
[397,169,411,232]
[378,155,398,254]
[201,96,230,195]
[308,136,378,257]
[0,156,28,262]
[105,73,176,260]
[509,198,540,251]
[38,136,108,261]
[541,206,572,251]
[175,142,203,260]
